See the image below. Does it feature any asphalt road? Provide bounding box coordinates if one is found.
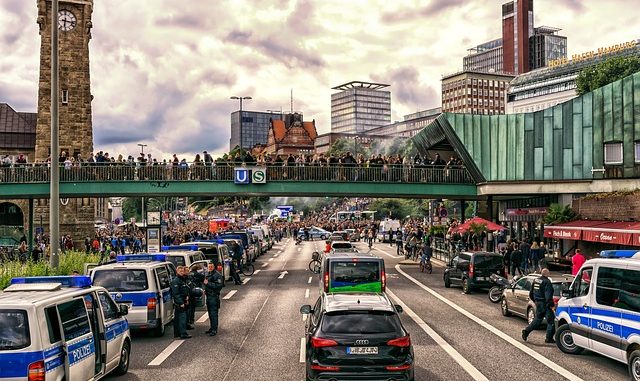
[109,238,629,381]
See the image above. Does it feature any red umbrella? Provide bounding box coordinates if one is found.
[454,217,505,233]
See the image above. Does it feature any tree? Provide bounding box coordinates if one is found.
[576,56,640,95]
[327,138,369,157]
[542,203,578,225]
[122,198,142,222]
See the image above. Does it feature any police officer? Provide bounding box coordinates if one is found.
[187,264,206,330]
[170,266,192,339]
[203,262,224,336]
[522,268,556,343]
[230,244,243,285]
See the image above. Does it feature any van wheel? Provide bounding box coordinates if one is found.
[629,350,640,381]
[501,297,511,316]
[154,320,165,337]
[527,307,536,325]
[462,278,471,294]
[113,340,130,375]
[555,324,583,354]
[444,274,451,288]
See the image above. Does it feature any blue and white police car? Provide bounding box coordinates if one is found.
[91,254,175,337]
[0,276,131,380]
[555,250,640,380]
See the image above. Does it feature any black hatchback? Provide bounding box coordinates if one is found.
[300,293,414,381]
[444,251,506,294]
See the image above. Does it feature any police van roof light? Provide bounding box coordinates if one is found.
[162,245,198,251]
[116,254,167,262]
[599,250,640,258]
[10,276,92,288]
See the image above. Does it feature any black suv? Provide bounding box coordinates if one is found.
[444,251,506,294]
[300,293,414,381]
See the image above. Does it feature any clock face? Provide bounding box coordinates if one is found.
[58,10,77,32]
[147,212,161,225]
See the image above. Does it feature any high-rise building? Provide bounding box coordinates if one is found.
[529,26,567,70]
[229,111,283,150]
[463,39,504,73]
[331,81,391,134]
[442,71,514,115]
[502,0,534,74]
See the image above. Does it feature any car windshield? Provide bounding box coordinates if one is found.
[93,269,149,291]
[322,311,402,334]
[474,255,503,268]
[552,283,564,296]
[0,310,30,350]
[166,256,185,267]
[332,242,352,249]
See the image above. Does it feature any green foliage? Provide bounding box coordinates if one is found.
[429,225,447,236]
[542,203,578,225]
[327,138,370,157]
[370,198,429,220]
[468,222,487,235]
[0,251,101,289]
[576,56,640,95]
[122,197,142,221]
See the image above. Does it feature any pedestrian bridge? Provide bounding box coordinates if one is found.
[0,164,478,199]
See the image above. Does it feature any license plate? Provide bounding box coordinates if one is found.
[477,277,487,281]
[347,346,378,355]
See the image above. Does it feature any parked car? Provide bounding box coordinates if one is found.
[298,227,331,240]
[500,274,574,324]
[444,251,506,294]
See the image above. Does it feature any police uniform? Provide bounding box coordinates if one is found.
[187,270,205,329]
[522,275,556,342]
[170,274,191,338]
[204,269,224,336]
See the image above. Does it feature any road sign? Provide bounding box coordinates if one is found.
[234,168,250,184]
[252,168,266,184]
[234,167,267,184]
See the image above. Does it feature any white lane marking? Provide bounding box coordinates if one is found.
[386,288,489,381]
[243,277,251,284]
[278,271,289,279]
[261,262,268,268]
[302,314,308,322]
[274,254,279,257]
[196,313,209,324]
[278,250,283,254]
[148,340,185,366]
[269,258,274,262]
[307,276,313,284]
[223,290,237,300]
[254,269,261,275]
[395,265,585,381]
[374,247,398,259]
[299,337,306,363]
[305,289,310,298]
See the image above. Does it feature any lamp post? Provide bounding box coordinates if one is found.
[137,143,148,154]
[50,0,60,269]
[230,96,252,151]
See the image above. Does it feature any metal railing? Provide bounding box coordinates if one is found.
[0,164,474,184]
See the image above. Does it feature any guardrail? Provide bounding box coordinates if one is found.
[0,164,474,184]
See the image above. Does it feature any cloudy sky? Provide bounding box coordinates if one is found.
[1,0,638,160]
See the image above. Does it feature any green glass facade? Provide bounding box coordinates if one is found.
[414,72,640,182]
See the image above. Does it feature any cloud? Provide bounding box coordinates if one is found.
[372,66,440,114]
[381,0,467,23]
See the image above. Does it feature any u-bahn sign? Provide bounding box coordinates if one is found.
[234,167,267,184]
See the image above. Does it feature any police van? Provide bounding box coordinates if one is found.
[0,276,131,380]
[555,250,640,380]
[179,242,232,283]
[91,254,175,337]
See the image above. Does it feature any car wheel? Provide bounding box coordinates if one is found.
[629,349,640,381]
[501,297,511,316]
[444,274,451,288]
[555,324,584,354]
[320,235,327,240]
[462,278,471,294]
[527,307,536,325]
[113,340,130,375]
[154,319,165,337]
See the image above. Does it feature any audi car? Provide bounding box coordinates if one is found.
[300,293,414,381]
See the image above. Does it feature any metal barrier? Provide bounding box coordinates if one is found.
[432,237,452,264]
[0,164,474,184]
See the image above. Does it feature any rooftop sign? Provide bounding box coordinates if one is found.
[549,40,638,68]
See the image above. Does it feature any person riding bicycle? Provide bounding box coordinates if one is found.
[420,243,433,265]
[406,234,418,259]
[229,245,243,285]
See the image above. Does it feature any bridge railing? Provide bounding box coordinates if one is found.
[0,164,474,184]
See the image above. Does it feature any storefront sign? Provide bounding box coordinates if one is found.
[549,40,638,68]
[582,229,632,245]
[543,228,581,240]
[505,207,548,216]
[147,228,160,253]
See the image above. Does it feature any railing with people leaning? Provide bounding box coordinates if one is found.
[0,163,474,184]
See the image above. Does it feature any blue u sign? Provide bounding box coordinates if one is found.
[234,169,250,184]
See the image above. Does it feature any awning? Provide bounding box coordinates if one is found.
[544,220,640,246]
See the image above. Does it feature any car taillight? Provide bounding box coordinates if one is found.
[469,264,474,278]
[324,272,329,293]
[28,360,45,381]
[385,364,412,371]
[311,337,338,348]
[311,364,340,371]
[381,270,386,292]
[147,297,157,310]
[387,336,411,347]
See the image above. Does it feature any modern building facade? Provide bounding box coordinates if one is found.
[502,0,534,75]
[529,26,567,70]
[330,81,391,134]
[507,38,639,113]
[442,71,515,115]
[366,107,442,138]
[230,111,283,150]
[463,39,504,73]
[0,104,36,160]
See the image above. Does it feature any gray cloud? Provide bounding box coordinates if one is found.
[381,0,467,23]
[286,0,320,36]
[555,0,585,12]
[154,14,211,30]
[372,66,439,111]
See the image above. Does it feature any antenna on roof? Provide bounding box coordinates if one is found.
[290,88,293,114]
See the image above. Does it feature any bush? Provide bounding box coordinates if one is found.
[0,251,101,290]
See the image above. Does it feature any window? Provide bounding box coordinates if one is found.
[635,142,640,163]
[98,291,119,321]
[573,268,592,297]
[604,142,623,165]
[596,267,640,312]
[92,269,149,291]
[62,90,69,104]
[0,310,30,350]
[322,311,403,334]
[45,306,62,344]
[58,299,91,340]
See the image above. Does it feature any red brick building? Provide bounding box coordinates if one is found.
[265,113,317,155]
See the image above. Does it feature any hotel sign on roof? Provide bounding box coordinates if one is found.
[549,40,638,68]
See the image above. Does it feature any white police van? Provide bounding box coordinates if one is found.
[0,276,131,380]
[178,242,232,283]
[91,254,175,337]
[555,250,640,380]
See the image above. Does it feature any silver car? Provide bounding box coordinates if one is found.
[500,274,574,324]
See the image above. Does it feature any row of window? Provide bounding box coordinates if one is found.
[604,142,640,164]
[444,107,505,115]
[443,79,507,90]
[444,88,506,98]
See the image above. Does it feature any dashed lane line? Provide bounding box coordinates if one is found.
[305,289,310,298]
[148,340,185,366]
[274,254,279,257]
[307,276,313,284]
[386,288,489,381]
[261,263,268,268]
[243,277,251,284]
[395,265,585,381]
[223,290,237,300]
[254,269,261,275]
[196,312,209,324]
[302,314,308,322]
[269,258,274,262]
[299,338,306,363]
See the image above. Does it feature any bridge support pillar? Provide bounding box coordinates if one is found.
[487,196,494,222]
[460,200,466,223]
[28,198,33,253]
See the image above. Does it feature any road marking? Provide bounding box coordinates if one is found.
[386,288,489,381]
[148,340,185,366]
[243,277,251,284]
[395,265,585,381]
[261,262,268,268]
[254,269,261,275]
[278,270,289,279]
[196,313,209,323]
[302,314,308,322]
[307,276,313,284]
[278,250,282,254]
[223,290,237,300]
[274,254,279,257]
[305,289,310,298]
[299,338,306,363]
[374,247,399,259]
[269,258,274,262]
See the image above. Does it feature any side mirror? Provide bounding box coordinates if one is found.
[300,305,312,315]
[395,305,404,314]
[118,304,129,316]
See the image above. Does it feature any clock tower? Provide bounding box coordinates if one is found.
[34,0,95,243]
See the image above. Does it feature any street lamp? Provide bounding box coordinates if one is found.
[230,96,252,151]
[137,143,148,154]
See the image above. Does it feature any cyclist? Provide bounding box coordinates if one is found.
[395,228,404,256]
[420,242,433,273]
[230,245,243,285]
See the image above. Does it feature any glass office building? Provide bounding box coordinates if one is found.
[331,81,391,133]
[529,26,567,70]
[230,111,283,150]
[464,39,504,73]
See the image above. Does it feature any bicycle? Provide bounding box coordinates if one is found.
[420,257,433,274]
[238,258,255,277]
[309,251,322,274]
